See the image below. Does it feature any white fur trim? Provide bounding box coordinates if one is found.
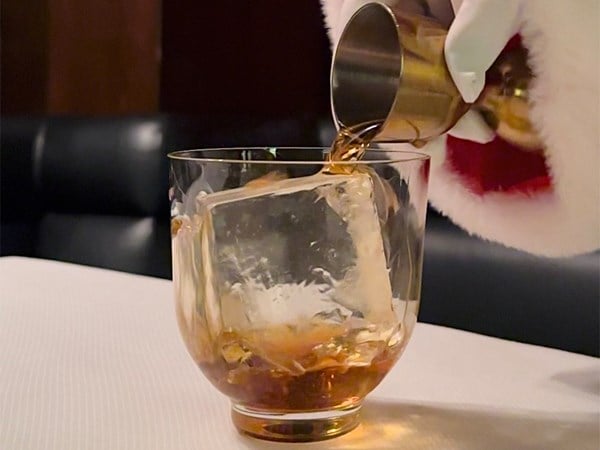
[320,0,401,45]
[429,0,600,256]
[320,0,344,44]
[321,0,600,256]
[428,138,599,257]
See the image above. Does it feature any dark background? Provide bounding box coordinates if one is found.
[1,0,332,118]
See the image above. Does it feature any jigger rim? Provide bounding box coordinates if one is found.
[330,2,402,133]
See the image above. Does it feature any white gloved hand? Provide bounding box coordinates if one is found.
[445,0,523,143]
[325,0,523,144]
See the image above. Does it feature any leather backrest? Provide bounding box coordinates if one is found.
[1,115,321,278]
[39,116,169,216]
[36,213,171,278]
[422,212,600,356]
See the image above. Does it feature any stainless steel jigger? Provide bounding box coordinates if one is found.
[330,1,542,149]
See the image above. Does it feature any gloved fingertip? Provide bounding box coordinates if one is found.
[452,71,485,103]
[448,111,495,143]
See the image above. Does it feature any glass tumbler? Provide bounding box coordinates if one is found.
[169,147,429,442]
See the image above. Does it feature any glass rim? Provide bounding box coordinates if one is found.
[167,147,430,165]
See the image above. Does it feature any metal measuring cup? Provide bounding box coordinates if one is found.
[330,1,542,149]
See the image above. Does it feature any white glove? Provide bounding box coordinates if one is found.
[444,0,524,143]
[446,0,522,103]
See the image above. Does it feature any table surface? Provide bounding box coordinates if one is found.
[1,257,598,450]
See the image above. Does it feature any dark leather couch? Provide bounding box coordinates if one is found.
[2,116,598,357]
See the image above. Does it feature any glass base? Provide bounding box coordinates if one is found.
[231,404,362,442]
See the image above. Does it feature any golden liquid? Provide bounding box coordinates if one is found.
[325,120,384,174]
[180,319,408,412]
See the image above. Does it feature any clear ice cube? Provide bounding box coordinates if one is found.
[193,171,394,334]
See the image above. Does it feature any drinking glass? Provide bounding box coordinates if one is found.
[169,147,429,442]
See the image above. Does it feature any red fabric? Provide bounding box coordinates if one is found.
[421,157,431,184]
[446,135,551,195]
[444,34,551,196]
[504,35,523,52]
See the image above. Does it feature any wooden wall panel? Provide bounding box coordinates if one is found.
[1,0,50,114]
[1,0,161,115]
[161,1,331,119]
[46,0,161,114]
[2,1,328,118]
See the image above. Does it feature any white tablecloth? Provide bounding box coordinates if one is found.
[1,257,598,449]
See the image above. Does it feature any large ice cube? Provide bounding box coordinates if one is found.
[192,171,394,335]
